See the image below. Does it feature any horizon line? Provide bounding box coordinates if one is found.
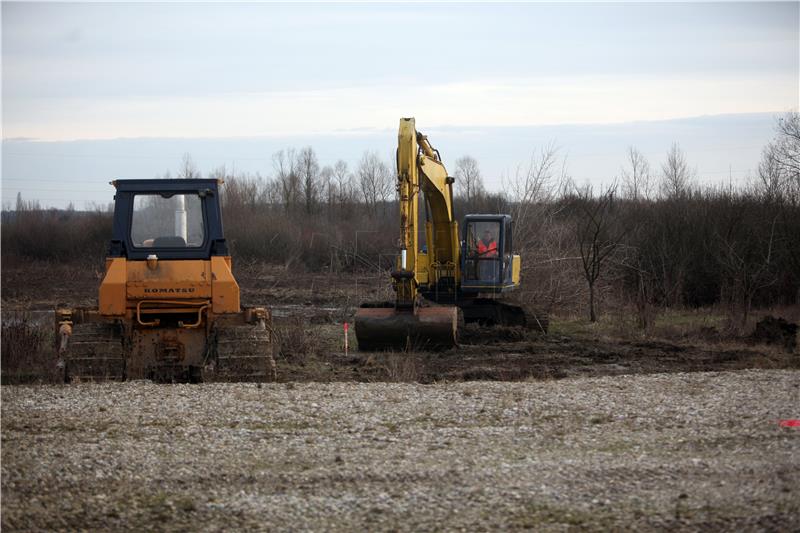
[3,110,792,144]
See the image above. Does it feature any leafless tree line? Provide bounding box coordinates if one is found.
[5,113,798,326]
[504,113,800,329]
[205,147,396,218]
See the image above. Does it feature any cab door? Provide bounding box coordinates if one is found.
[461,217,503,291]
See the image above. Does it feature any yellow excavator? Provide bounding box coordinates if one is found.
[355,118,545,350]
[56,178,276,382]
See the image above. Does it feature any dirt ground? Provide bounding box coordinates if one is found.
[2,371,799,531]
[2,262,799,530]
[2,262,799,385]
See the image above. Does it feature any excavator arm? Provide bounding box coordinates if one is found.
[355,118,460,350]
[394,118,460,308]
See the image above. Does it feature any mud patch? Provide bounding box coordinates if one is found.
[334,333,800,384]
[752,316,798,353]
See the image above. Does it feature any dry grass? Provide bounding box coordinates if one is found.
[274,316,324,363]
[380,352,420,382]
[1,312,58,384]
[552,307,797,344]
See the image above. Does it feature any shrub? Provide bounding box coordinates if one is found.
[1,312,57,384]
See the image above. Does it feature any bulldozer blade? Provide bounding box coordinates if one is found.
[355,306,458,351]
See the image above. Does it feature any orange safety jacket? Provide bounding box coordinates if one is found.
[477,239,498,257]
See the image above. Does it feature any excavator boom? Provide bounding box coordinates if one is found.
[355,118,460,351]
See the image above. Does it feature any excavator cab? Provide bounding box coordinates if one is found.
[461,214,519,293]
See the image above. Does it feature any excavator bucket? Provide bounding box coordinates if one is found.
[354,305,458,351]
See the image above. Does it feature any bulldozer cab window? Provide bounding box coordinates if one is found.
[131,194,205,248]
[464,220,501,283]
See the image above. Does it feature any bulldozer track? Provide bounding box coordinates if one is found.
[64,322,126,382]
[213,322,277,382]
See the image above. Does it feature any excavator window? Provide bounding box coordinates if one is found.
[463,219,502,283]
[131,193,205,248]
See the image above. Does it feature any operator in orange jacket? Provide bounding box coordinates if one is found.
[477,229,499,281]
[477,229,498,258]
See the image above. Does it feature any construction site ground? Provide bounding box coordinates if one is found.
[2,261,799,384]
[2,262,799,530]
[3,372,798,531]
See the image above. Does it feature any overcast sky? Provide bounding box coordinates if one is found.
[2,2,798,208]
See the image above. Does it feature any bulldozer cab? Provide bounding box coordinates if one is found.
[109,179,229,261]
[461,214,515,292]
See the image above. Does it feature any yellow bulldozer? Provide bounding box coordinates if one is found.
[355,118,547,350]
[56,178,276,383]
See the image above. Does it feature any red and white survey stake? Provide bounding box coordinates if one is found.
[343,322,349,356]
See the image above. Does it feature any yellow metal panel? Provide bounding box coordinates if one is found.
[99,258,127,316]
[419,156,457,269]
[126,260,212,299]
[398,119,419,277]
[416,252,429,284]
[211,256,240,314]
[451,220,460,281]
[512,254,521,285]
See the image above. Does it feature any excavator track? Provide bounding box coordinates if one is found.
[527,311,549,334]
[63,322,126,382]
[212,322,277,382]
[461,298,549,333]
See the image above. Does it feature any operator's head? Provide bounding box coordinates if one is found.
[483,229,494,241]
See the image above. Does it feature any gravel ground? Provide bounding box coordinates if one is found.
[2,370,799,531]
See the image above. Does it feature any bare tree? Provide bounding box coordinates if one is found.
[572,184,625,322]
[713,196,779,330]
[659,142,692,198]
[775,111,800,179]
[757,111,800,204]
[620,146,652,200]
[178,153,201,180]
[319,164,334,215]
[503,142,564,248]
[756,144,786,201]
[207,165,228,183]
[221,173,263,211]
[332,160,354,210]
[454,155,485,203]
[499,143,574,313]
[297,146,320,214]
[15,192,41,211]
[357,151,392,214]
[272,148,300,213]
[263,177,283,206]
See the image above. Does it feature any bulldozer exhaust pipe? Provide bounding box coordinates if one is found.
[175,195,188,242]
